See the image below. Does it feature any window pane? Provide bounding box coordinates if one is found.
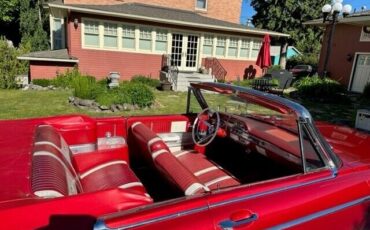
[140,27,152,39]
[156,41,167,52]
[240,48,249,58]
[140,39,151,50]
[203,45,212,55]
[84,20,100,47]
[104,23,117,36]
[123,37,135,49]
[216,47,225,56]
[156,30,167,41]
[122,25,135,38]
[53,19,63,49]
[196,0,206,9]
[104,36,117,48]
[228,47,237,57]
[251,49,259,58]
[85,34,99,46]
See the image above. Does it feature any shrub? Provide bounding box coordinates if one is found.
[0,38,30,89]
[53,68,80,88]
[120,82,155,107]
[294,76,347,102]
[71,75,103,100]
[233,79,254,87]
[286,54,318,70]
[131,75,160,88]
[95,88,130,106]
[32,79,53,87]
[363,83,370,99]
[267,65,281,74]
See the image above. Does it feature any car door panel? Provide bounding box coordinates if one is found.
[208,169,370,229]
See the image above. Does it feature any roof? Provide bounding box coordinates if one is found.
[47,1,289,37]
[18,49,79,63]
[305,9,370,26]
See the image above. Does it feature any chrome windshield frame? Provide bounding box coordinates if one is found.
[188,83,341,170]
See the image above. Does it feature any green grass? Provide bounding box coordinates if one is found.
[0,89,188,120]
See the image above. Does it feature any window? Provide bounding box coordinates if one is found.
[228,38,238,58]
[104,23,118,48]
[196,0,207,9]
[216,37,226,56]
[53,18,63,50]
[139,27,152,50]
[156,29,168,52]
[251,40,262,58]
[203,35,213,55]
[122,25,135,49]
[84,20,100,47]
[240,39,250,58]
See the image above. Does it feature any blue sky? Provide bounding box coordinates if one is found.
[240,0,370,24]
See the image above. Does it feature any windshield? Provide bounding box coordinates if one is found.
[189,88,298,130]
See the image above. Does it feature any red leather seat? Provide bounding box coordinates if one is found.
[131,122,240,194]
[32,125,149,198]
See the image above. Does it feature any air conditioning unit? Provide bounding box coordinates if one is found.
[355,109,370,132]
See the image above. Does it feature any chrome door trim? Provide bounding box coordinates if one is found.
[94,206,209,230]
[209,171,335,209]
[269,195,370,229]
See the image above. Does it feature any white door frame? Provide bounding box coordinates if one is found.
[348,52,370,92]
[171,32,200,71]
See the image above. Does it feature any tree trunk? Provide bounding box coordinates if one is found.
[279,42,288,69]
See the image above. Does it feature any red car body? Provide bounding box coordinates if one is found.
[0,83,369,230]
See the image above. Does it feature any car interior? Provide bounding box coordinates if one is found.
[29,85,326,211]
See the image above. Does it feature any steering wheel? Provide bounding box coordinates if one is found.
[192,108,221,146]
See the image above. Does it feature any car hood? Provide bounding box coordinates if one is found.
[316,121,370,166]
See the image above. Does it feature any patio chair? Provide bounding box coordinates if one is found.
[268,70,294,96]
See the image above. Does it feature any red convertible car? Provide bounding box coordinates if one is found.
[0,82,370,229]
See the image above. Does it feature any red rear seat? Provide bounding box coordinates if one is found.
[32,125,150,199]
[131,122,240,194]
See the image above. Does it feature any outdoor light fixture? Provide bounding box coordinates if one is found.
[321,0,352,77]
[74,18,79,29]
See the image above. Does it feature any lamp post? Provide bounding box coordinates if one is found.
[321,0,352,78]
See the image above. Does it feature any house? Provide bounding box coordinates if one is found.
[18,0,289,87]
[270,46,302,66]
[306,10,370,93]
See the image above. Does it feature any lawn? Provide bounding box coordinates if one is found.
[0,89,367,128]
[0,89,189,119]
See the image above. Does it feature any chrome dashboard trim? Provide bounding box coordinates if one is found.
[269,195,370,229]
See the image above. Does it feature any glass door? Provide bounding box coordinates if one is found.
[171,33,199,71]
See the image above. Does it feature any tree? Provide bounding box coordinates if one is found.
[0,0,18,23]
[250,0,329,55]
[19,0,49,51]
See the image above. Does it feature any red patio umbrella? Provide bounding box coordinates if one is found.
[256,34,272,74]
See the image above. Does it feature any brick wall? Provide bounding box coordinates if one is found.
[318,24,370,88]
[30,62,76,79]
[63,0,242,24]
[204,58,262,81]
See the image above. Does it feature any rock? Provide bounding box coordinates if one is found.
[128,104,136,111]
[73,98,81,106]
[134,104,140,110]
[116,104,124,111]
[78,99,94,107]
[110,105,118,112]
[99,105,109,110]
[68,97,75,103]
[123,103,130,111]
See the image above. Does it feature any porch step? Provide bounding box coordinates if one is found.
[174,72,215,92]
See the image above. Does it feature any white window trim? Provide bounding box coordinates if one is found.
[195,0,207,11]
[360,26,370,42]
[80,17,262,61]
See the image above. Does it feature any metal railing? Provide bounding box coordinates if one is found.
[204,57,227,82]
[161,54,178,88]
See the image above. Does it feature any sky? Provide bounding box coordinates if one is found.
[240,0,370,24]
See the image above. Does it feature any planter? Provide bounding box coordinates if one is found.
[108,72,120,88]
[161,82,172,91]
